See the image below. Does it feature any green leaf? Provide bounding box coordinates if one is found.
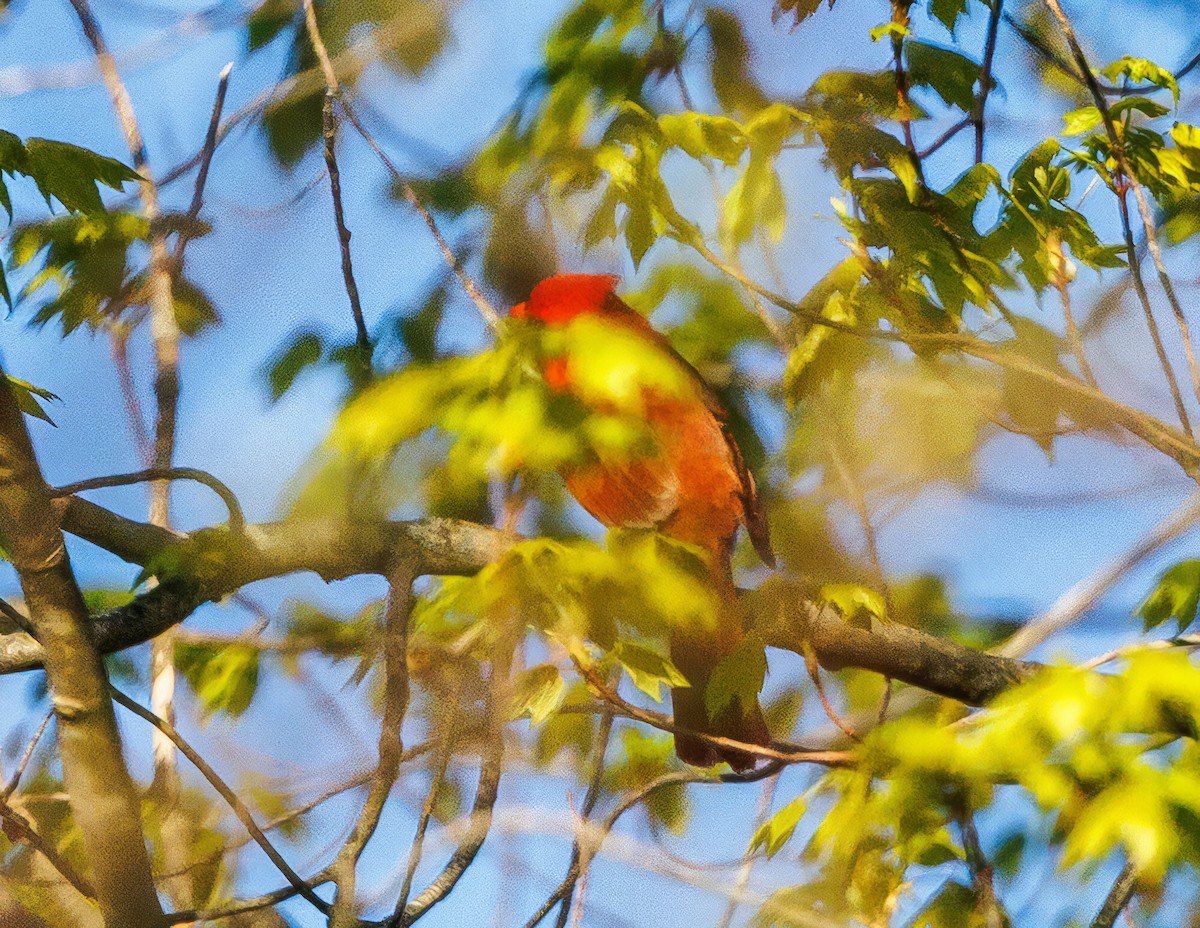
[705,8,768,116]
[612,640,688,702]
[705,638,767,720]
[5,375,60,426]
[725,157,786,245]
[906,41,980,112]
[658,112,747,166]
[821,583,885,624]
[0,129,29,177]
[1061,106,1103,137]
[869,22,908,43]
[774,0,836,27]
[23,138,139,215]
[929,0,970,35]
[1138,560,1200,633]
[511,664,566,725]
[266,331,326,401]
[749,795,807,858]
[1109,95,1171,122]
[176,642,260,718]
[1102,55,1179,105]
[910,881,979,928]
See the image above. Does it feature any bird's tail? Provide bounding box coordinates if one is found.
[669,569,770,774]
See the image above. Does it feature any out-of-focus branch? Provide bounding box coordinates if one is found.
[395,684,465,918]
[1089,862,1138,928]
[395,640,511,926]
[686,238,1200,478]
[328,563,416,928]
[0,372,166,928]
[994,494,1200,658]
[555,710,613,928]
[0,798,97,901]
[64,0,193,898]
[520,770,726,928]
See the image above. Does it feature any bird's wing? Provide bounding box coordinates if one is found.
[564,454,680,529]
[600,296,776,568]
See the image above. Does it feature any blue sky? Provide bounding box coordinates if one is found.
[1,0,1200,925]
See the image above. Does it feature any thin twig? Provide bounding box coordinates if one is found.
[714,774,778,928]
[1048,230,1098,388]
[396,640,512,926]
[339,100,502,329]
[2,708,53,800]
[109,685,330,915]
[995,494,1200,658]
[802,644,860,742]
[682,236,1200,477]
[50,467,244,535]
[0,799,96,901]
[322,92,372,380]
[1041,0,1200,432]
[166,870,335,925]
[973,0,1004,163]
[0,595,33,636]
[111,329,153,467]
[521,769,757,928]
[959,809,1004,928]
[824,429,893,620]
[395,681,465,918]
[556,710,614,928]
[170,62,233,268]
[889,0,925,184]
[328,562,416,928]
[298,0,499,330]
[572,656,854,765]
[917,116,972,160]
[1090,862,1138,928]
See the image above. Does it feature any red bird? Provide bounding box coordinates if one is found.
[511,274,773,771]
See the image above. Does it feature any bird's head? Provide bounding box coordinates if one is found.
[509,274,620,326]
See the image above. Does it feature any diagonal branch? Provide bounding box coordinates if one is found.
[1089,862,1137,928]
[108,686,330,914]
[0,797,97,902]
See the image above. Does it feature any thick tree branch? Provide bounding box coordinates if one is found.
[0,498,1039,707]
[0,373,166,928]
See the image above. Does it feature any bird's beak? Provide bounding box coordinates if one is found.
[510,301,529,319]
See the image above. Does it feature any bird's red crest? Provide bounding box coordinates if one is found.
[509,274,620,325]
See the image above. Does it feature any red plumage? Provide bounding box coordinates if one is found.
[511,274,773,771]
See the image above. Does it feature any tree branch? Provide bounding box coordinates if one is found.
[395,638,511,926]
[328,563,416,928]
[1089,862,1137,928]
[0,371,166,928]
[108,686,330,916]
[0,498,1041,708]
[1040,0,1200,433]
